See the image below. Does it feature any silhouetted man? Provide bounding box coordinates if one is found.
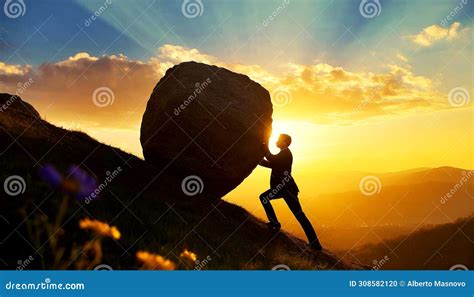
[259,134,323,251]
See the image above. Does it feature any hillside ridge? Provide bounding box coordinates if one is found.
[0,93,361,270]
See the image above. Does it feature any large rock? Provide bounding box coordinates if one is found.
[140,61,273,198]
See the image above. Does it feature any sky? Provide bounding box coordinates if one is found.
[1,0,473,218]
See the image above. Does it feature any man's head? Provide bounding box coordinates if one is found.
[276,134,292,149]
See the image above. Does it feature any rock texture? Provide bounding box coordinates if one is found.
[140,61,273,198]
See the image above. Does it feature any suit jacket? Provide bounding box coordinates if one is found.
[260,148,299,194]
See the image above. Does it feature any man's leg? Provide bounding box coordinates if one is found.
[259,189,280,226]
[283,192,323,250]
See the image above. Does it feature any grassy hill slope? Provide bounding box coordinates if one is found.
[0,93,359,270]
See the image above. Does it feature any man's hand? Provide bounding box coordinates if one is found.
[261,142,270,154]
[259,158,271,168]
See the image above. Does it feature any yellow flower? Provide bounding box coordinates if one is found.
[180,249,197,262]
[79,218,121,240]
[136,251,176,270]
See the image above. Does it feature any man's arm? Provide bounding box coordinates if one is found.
[259,159,272,168]
[263,145,279,162]
[258,142,277,168]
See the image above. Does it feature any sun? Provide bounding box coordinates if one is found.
[267,119,326,157]
[268,120,302,154]
[268,127,283,154]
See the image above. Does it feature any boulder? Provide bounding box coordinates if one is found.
[140,61,273,198]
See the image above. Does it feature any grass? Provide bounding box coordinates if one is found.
[0,94,360,270]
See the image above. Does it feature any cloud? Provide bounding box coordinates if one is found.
[0,44,452,131]
[0,61,31,75]
[396,54,408,63]
[266,62,447,123]
[408,22,469,47]
[157,44,220,65]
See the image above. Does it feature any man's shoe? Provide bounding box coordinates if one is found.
[266,222,281,231]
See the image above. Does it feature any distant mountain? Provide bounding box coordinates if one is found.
[0,93,358,270]
[304,168,473,228]
[302,167,473,194]
[283,163,473,252]
[342,216,474,270]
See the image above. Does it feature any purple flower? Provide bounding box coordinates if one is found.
[67,165,97,200]
[39,164,98,201]
[39,164,63,188]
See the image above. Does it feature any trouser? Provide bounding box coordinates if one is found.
[259,189,322,248]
